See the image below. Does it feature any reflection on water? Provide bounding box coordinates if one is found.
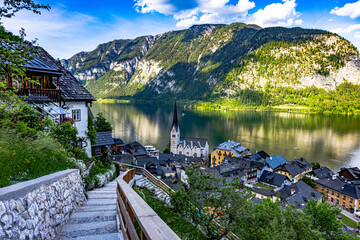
[91,102,360,172]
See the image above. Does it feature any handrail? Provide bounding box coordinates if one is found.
[116,169,181,240]
[115,162,239,240]
[4,88,61,101]
[116,162,175,195]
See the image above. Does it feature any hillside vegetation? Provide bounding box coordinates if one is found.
[62,23,360,114]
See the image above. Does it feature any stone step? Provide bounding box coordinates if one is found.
[69,211,117,224]
[69,233,120,240]
[86,199,116,206]
[89,191,116,195]
[58,221,117,238]
[88,194,117,200]
[78,205,117,212]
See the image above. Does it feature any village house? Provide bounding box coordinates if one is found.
[211,140,250,166]
[276,157,313,182]
[136,157,160,175]
[252,188,279,202]
[112,138,125,154]
[170,101,209,161]
[308,167,334,180]
[339,167,360,183]
[315,176,360,212]
[2,49,95,156]
[279,181,323,208]
[264,154,287,172]
[92,131,114,156]
[258,170,290,191]
[124,141,147,159]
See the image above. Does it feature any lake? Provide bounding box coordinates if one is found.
[91,102,360,172]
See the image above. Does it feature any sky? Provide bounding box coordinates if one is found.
[2,0,360,59]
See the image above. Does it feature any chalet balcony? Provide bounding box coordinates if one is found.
[6,88,61,102]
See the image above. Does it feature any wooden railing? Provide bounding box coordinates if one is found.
[115,162,239,240]
[116,163,175,195]
[6,88,61,101]
[116,169,180,240]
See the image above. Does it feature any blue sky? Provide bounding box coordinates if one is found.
[2,0,360,59]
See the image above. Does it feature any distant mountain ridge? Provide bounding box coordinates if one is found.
[61,23,360,100]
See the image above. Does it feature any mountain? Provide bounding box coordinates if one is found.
[61,23,360,101]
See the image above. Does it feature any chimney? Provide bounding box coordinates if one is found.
[291,188,296,195]
[332,175,337,180]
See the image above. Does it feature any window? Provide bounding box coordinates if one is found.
[321,187,324,191]
[336,193,339,197]
[350,198,353,203]
[326,188,329,193]
[72,109,81,122]
[343,196,346,200]
[342,202,345,207]
[172,135,175,137]
[95,147,101,154]
[331,191,334,195]
[336,199,339,204]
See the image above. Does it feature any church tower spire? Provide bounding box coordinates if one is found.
[171,99,178,130]
[170,99,180,153]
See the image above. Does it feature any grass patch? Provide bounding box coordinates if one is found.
[340,214,358,228]
[253,183,274,191]
[134,186,207,240]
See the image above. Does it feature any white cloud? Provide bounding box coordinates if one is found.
[332,24,360,34]
[330,1,360,19]
[134,0,175,15]
[248,0,302,27]
[354,31,360,39]
[1,7,175,59]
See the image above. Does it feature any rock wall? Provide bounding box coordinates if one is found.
[0,169,86,239]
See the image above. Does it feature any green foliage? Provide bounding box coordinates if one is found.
[171,166,252,240]
[94,112,112,132]
[135,186,207,240]
[300,176,316,188]
[0,127,72,187]
[311,162,321,170]
[87,115,97,145]
[50,121,78,150]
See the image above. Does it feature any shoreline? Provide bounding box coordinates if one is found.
[95,98,360,117]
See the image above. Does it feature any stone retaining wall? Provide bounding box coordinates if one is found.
[0,169,86,239]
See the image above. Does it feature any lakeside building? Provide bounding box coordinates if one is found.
[170,101,209,161]
[315,175,360,212]
[2,48,95,156]
[276,157,313,182]
[211,140,250,166]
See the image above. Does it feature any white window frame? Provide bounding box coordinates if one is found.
[72,109,81,122]
[95,147,101,154]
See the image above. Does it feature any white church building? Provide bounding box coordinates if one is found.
[170,102,209,161]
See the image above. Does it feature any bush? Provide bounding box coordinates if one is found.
[0,128,73,187]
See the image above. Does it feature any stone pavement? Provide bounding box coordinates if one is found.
[56,179,123,240]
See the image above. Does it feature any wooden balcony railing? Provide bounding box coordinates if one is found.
[116,169,180,240]
[6,88,61,101]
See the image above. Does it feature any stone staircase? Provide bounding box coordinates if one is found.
[57,180,123,240]
[134,175,171,204]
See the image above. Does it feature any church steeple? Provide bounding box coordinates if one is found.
[171,100,178,130]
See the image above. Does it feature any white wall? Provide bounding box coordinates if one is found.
[65,101,91,157]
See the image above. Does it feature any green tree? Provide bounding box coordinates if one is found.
[300,176,316,188]
[87,115,97,145]
[171,166,252,240]
[95,112,112,132]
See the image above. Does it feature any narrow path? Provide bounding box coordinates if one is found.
[341,210,360,223]
[57,179,123,240]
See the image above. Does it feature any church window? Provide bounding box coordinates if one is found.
[172,135,175,137]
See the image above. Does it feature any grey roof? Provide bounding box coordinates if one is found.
[265,154,287,170]
[26,56,62,75]
[283,157,313,177]
[36,48,95,102]
[316,177,360,199]
[113,138,124,145]
[315,177,346,192]
[313,167,334,179]
[159,153,186,162]
[279,181,323,207]
[259,170,287,187]
[179,137,208,149]
[252,187,275,196]
[136,157,159,168]
[214,140,249,157]
[92,132,114,147]
[257,150,270,159]
[112,154,133,165]
[125,141,147,157]
[171,100,179,130]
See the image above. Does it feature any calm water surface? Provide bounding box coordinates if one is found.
[91,102,360,172]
